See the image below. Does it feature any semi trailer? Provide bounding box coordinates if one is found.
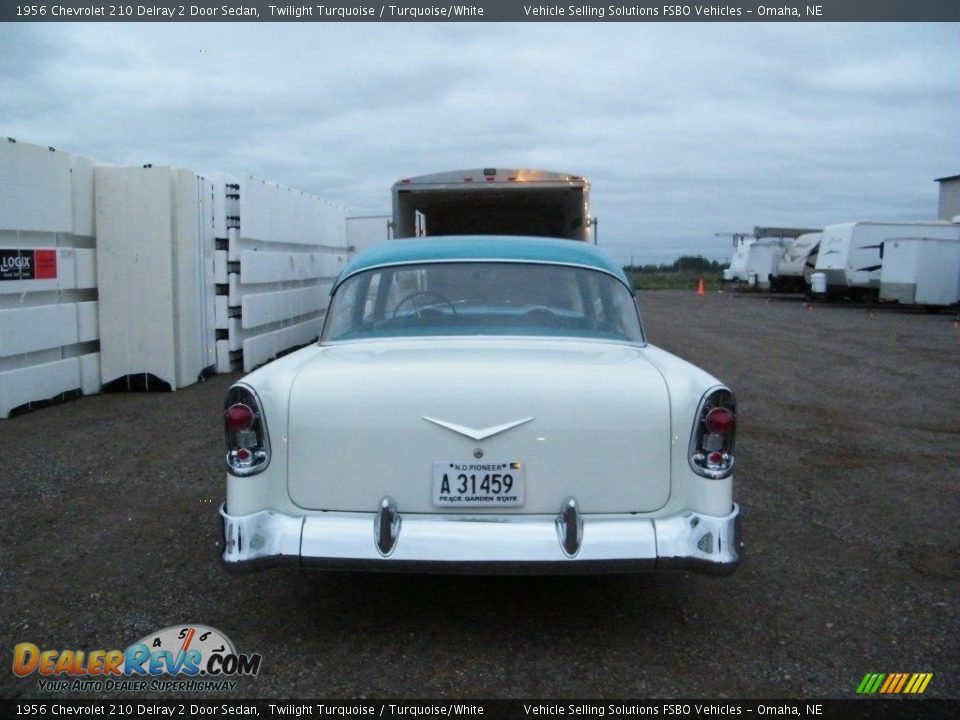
[391,168,593,242]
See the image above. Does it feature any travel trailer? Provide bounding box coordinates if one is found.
[815,221,959,296]
[774,232,822,292]
[880,235,960,307]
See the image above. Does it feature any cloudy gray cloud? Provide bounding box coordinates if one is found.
[1,21,956,264]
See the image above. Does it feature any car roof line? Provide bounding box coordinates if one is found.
[332,258,633,294]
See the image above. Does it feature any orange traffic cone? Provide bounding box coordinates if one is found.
[697,278,705,296]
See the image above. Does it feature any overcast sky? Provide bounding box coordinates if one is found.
[2,22,957,264]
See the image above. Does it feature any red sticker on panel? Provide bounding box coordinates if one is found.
[34,249,57,279]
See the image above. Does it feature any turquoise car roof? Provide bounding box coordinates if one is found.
[335,236,632,291]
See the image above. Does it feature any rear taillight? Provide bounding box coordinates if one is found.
[226,403,254,432]
[689,388,736,479]
[705,407,734,435]
[224,385,270,476]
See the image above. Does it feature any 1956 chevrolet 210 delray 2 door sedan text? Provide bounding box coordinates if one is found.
[219,236,741,574]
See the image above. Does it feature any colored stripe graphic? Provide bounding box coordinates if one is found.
[893,673,909,693]
[882,673,910,693]
[879,674,895,693]
[857,673,884,694]
[910,673,933,694]
[858,673,932,694]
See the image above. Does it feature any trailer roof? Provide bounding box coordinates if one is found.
[335,236,629,290]
[393,168,588,187]
[753,226,822,239]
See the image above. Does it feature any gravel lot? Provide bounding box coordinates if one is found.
[2,290,957,700]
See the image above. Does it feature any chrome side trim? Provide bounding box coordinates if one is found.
[556,496,583,558]
[219,503,741,576]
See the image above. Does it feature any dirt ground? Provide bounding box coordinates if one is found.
[2,290,957,700]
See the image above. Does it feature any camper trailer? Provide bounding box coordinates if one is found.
[724,237,756,282]
[774,232,822,292]
[744,238,791,290]
[880,235,960,307]
[815,221,959,297]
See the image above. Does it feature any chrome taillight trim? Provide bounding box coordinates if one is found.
[688,386,736,480]
[224,383,271,477]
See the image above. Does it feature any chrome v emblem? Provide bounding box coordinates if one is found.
[422,416,534,441]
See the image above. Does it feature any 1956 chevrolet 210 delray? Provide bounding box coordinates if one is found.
[219,236,740,574]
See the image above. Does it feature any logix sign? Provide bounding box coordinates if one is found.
[0,248,57,281]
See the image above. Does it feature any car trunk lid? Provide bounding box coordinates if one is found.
[286,339,672,514]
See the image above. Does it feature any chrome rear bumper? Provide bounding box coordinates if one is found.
[219,502,740,576]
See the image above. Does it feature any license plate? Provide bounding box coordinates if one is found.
[432,461,524,507]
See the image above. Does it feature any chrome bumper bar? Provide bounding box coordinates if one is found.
[219,501,741,575]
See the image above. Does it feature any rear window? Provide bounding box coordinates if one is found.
[322,262,643,343]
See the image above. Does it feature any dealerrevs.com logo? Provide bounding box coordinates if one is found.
[12,624,261,692]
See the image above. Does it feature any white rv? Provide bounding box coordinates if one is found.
[725,237,756,282]
[880,235,960,307]
[774,232,822,292]
[392,168,592,241]
[744,238,791,290]
[815,221,960,296]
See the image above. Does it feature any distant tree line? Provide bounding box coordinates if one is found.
[623,256,724,274]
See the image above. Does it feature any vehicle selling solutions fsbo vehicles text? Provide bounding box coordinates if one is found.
[522,5,817,18]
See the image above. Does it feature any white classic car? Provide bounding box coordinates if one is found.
[219,236,740,574]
